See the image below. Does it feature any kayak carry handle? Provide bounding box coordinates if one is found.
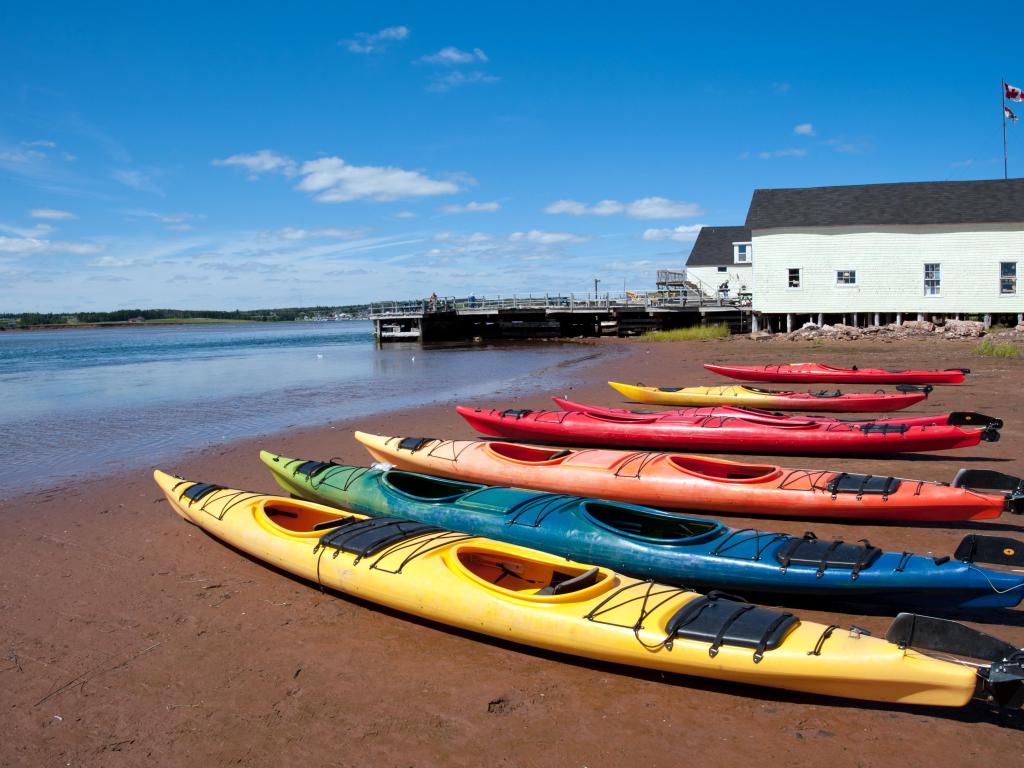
[946,412,1004,429]
[952,468,1024,513]
[885,613,1024,708]
[895,384,933,394]
[953,534,1024,567]
[981,425,1002,443]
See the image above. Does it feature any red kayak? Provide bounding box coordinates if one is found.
[456,406,999,455]
[551,396,1004,431]
[705,363,969,385]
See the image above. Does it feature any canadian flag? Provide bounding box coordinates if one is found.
[1007,105,1020,123]
[1006,82,1024,101]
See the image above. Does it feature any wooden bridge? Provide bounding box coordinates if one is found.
[369,283,751,342]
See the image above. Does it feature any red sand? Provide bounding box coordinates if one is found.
[3,337,1024,766]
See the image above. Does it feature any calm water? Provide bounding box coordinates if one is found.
[0,321,605,496]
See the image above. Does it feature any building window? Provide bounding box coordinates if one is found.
[717,266,727,272]
[787,268,801,288]
[733,243,752,264]
[924,263,941,296]
[1001,262,1017,294]
[836,270,857,286]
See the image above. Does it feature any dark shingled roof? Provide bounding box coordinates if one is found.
[686,226,751,266]
[745,178,1024,229]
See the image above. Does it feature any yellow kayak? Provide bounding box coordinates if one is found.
[607,381,928,412]
[153,469,1019,708]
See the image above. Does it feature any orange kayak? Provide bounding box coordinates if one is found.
[355,432,1023,522]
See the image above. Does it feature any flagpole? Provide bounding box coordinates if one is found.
[1004,78,1008,180]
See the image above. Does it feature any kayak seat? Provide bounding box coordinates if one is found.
[385,471,482,499]
[825,473,901,496]
[536,567,600,596]
[775,533,881,578]
[316,517,442,561]
[658,387,683,392]
[812,390,842,398]
[665,593,798,662]
[585,502,719,540]
[488,442,573,463]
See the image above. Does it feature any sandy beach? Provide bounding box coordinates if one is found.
[3,336,1024,767]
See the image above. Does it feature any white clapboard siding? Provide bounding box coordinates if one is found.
[687,264,752,296]
[751,224,1024,313]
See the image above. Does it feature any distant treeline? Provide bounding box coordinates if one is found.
[1,305,372,328]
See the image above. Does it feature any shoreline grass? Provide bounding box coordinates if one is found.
[640,324,730,342]
[974,338,1020,358]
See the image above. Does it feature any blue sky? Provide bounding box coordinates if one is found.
[2,1,1021,312]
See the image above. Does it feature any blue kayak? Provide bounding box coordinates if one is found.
[260,451,1024,611]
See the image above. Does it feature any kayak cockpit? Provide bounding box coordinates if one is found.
[740,386,795,396]
[259,499,361,536]
[667,455,783,483]
[382,470,484,501]
[582,501,721,542]
[453,546,615,600]
[486,442,574,465]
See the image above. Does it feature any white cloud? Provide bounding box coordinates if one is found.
[215,150,464,203]
[427,71,499,92]
[0,236,102,255]
[772,82,792,93]
[343,25,409,54]
[439,201,500,214]
[0,222,53,238]
[295,156,461,202]
[822,137,870,154]
[394,211,417,218]
[25,139,57,149]
[626,197,703,219]
[121,209,204,232]
[30,208,77,220]
[793,123,815,136]
[112,168,164,195]
[420,46,488,64]
[544,199,587,215]
[642,224,705,242]
[740,148,808,160]
[509,230,590,244]
[90,255,137,268]
[544,196,702,220]
[212,149,297,177]
[0,148,46,163]
[271,227,369,240]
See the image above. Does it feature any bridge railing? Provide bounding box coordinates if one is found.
[368,290,747,317]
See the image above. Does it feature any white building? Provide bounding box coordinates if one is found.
[683,225,752,298]
[685,179,1024,330]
